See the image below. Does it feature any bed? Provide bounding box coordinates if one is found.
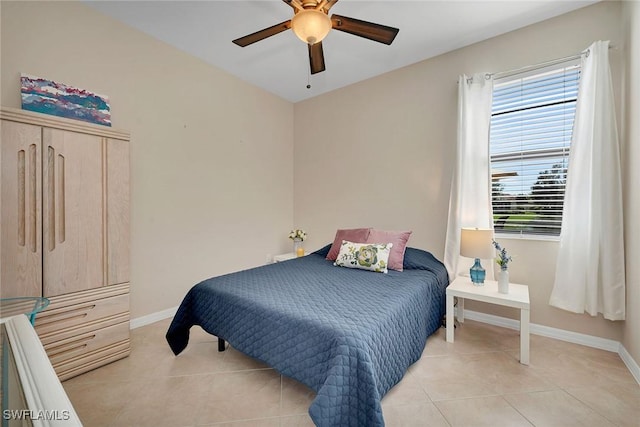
[166,244,448,426]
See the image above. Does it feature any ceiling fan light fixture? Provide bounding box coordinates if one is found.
[291,9,332,45]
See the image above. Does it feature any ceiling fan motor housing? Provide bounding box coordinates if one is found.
[292,9,332,45]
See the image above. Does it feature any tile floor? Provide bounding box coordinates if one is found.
[63,319,640,427]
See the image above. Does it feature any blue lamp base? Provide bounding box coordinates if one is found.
[470,258,486,285]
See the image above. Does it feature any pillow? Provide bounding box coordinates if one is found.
[366,229,412,271]
[326,228,371,261]
[334,241,393,274]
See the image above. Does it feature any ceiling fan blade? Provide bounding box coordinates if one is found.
[330,14,399,45]
[282,0,304,12]
[308,42,326,74]
[317,0,339,12]
[232,20,292,47]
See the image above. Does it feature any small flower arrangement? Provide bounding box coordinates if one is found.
[492,240,512,270]
[289,229,307,241]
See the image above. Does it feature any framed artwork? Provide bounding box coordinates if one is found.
[20,74,111,127]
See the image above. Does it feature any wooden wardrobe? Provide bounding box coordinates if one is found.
[1,107,131,380]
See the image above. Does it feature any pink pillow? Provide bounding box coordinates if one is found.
[366,229,412,271]
[326,228,372,261]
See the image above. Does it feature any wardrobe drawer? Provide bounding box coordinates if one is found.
[53,343,130,382]
[35,288,129,345]
[35,283,129,316]
[44,321,130,367]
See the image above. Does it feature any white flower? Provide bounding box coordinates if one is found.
[289,229,307,241]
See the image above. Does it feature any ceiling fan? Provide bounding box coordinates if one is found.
[232,0,399,75]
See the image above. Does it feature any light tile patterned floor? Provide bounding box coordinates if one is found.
[63,319,639,426]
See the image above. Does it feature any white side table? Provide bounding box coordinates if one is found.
[446,276,530,365]
[273,252,305,262]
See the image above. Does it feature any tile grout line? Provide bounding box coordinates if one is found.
[500,394,536,427]
[561,385,628,427]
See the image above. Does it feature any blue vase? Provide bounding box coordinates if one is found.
[469,258,486,285]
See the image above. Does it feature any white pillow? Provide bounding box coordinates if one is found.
[333,240,393,274]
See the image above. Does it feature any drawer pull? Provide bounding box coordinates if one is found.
[46,335,95,357]
[37,304,96,326]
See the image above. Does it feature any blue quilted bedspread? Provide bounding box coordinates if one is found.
[166,246,448,426]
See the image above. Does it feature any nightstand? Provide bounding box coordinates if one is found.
[446,276,530,365]
[273,252,303,262]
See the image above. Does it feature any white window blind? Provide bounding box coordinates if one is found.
[490,62,580,236]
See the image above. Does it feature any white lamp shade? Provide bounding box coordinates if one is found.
[291,10,332,44]
[460,228,494,259]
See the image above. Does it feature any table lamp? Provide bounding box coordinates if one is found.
[460,228,494,285]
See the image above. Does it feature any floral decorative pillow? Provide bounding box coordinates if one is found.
[334,241,393,274]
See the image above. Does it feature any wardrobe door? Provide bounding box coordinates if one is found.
[42,128,104,297]
[0,121,42,298]
[106,138,130,286]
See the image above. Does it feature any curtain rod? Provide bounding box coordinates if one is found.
[489,44,615,81]
[490,51,585,81]
[463,44,615,84]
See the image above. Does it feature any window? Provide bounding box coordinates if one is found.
[490,62,580,237]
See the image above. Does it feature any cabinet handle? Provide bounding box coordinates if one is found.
[47,147,66,247]
[47,146,55,251]
[16,145,37,252]
[58,153,65,244]
[18,149,25,247]
[29,144,37,253]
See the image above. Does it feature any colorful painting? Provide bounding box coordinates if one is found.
[20,74,111,127]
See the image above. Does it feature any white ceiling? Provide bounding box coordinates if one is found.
[86,0,598,103]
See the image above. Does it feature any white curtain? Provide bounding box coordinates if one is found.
[444,73,495,281]
[549,40,625,320]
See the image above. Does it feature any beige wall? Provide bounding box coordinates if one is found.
[623,0,640,363]
[294,1,628,341]
[1,1,635,353]
[1,1,295,318]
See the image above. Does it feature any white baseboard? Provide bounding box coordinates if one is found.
[459,308,639,385]
[459,308,620,352]
[618,343,640,385]
[131,305,640,385]
[130,306,178,329]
